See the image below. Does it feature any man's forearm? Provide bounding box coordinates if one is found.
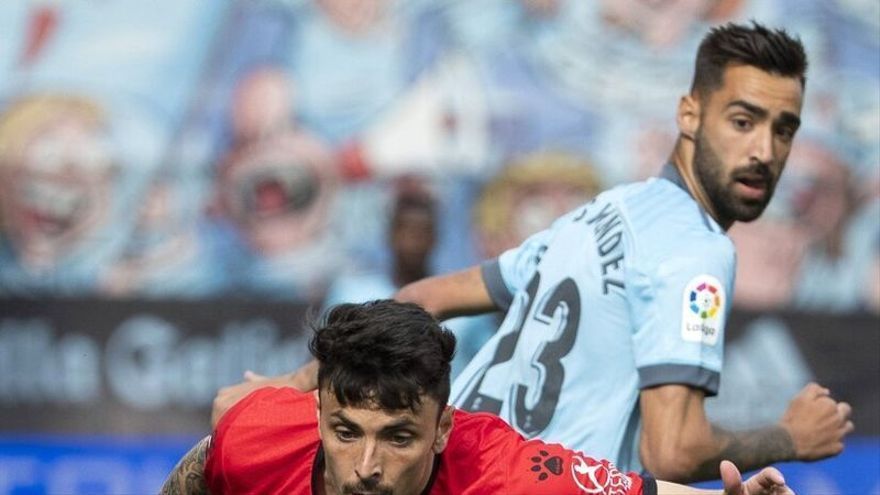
[160,435,211,495]
[689,424,795,481]
[395,266,496,320]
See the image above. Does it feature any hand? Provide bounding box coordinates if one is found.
[721,461,793,495]
[287,359,319,391]
[211,370,299,427]
[779,383,854,461]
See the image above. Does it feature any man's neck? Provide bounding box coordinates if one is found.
[668,137,733,231]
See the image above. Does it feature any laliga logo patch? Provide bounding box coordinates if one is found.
[570,456,631,494]
[681,275,724,346]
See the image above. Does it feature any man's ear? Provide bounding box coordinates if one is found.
[677,93,700,140]
[432,406,454,454]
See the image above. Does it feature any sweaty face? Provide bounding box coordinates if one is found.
[318,389,451,495]
[693,65,804,226]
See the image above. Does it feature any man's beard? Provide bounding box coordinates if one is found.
[693,129,775,224]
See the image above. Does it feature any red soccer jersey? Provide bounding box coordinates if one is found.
[205,387,656,495]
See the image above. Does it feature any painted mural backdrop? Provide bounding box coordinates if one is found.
[0,0,877,493]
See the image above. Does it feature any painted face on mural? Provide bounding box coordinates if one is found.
[216,67,339,256]
[219,131,337,255]
[0,95,116,265]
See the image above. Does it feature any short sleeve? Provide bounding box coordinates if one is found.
[627,235,736,396]
[483,213,573,311]
[443,410,654,494]
[204,388,318,494]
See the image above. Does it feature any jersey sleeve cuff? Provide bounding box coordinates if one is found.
[637,364,720,396]
[481,259,513,311]
[641,476,658,495]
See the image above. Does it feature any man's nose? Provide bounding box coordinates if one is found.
[355,440,382,482]
[751,127,775,164]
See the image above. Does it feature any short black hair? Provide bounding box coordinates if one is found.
[691,21,808,97]
[310,300,456,413]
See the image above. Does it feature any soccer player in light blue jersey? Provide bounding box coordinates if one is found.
[392,22,853,483]
[211,22,854,485]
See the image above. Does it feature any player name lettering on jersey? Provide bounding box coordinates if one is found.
[582,202,625,295]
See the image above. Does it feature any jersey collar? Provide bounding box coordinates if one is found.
[659,162,688,192]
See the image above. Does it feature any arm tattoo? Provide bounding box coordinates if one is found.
[693,425,796,480]
[160,435,211,495]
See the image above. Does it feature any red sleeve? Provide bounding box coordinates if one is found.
[504,439,656,495]
[204,387,319,495]
[443,411,656,495]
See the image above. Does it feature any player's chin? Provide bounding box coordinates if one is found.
[729,198,770,223]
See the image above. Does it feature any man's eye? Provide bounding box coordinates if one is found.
[335,429,357,442]
[732,118,753,131]
[775,126,796,142]
[389,434,413,446]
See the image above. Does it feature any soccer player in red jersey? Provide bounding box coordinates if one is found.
[162,300,791,495]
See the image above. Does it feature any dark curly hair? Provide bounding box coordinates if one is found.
[691,21,808,97]
[309,300,456,414]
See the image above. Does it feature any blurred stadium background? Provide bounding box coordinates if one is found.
[0,0,877,493]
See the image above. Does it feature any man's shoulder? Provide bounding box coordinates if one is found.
[448,409,522,451]
[432,410,522,492]
[618,179,730,245]
[452,408,515,431]
[207,387,320,491]
[590,179,727,241]
[591,177,698,223]
[217,387,317,431]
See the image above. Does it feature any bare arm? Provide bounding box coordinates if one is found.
[640,382,853,482]
[395,265,497,320]
[656,461,793,495]
[160,435,211,495]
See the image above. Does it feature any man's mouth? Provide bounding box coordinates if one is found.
[733,173,771,201]
[235,164,320,220]
[17,180,88,235]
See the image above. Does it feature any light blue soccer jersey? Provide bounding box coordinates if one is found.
[451,164,736,473]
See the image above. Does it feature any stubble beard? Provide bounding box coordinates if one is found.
[342,482,394,495]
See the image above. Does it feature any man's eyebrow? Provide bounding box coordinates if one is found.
[330,411,362,430]
[726,99,768,118]
[379,417,418,433]
[776,111,801,129]
[726,100,801,129]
